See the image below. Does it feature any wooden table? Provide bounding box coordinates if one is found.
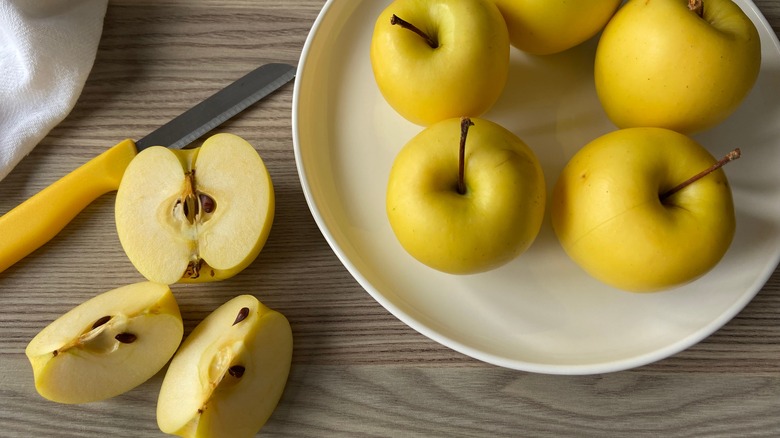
[1,1,778,436]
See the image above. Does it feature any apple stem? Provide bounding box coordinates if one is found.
[689,0,704,17]
[660,148,741,201]
[391,14,438,48]
[458,117,475,195]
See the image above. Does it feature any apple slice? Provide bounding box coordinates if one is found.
[25,282,183,404]
[156,294,292,437]
[115,133,274,284]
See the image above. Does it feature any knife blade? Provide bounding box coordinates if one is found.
[0,62,296,274]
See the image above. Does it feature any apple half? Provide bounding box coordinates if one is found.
[115,133,274,284]
[156,294,293,438]
[25,281,183,404]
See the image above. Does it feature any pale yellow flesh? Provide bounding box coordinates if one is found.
[25,282,183,404]
[115,133,274,284]
[490,0,621,55]
[551,127,736,292]
[386,117,546,274]
[157,294,293,438]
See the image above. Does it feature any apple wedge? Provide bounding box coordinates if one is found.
[25,282,183,404]
[115,133,274,284]
[157,294,293,438]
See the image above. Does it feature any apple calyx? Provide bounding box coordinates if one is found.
[390,14,438,48]
[660,148,741,201]
[689,0,704,18]
[457,117,475,195]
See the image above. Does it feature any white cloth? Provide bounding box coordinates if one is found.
[0,0,108,182]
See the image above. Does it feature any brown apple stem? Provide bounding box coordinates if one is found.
[458,117,475,195]
[390,14,438,48]
[660,148,741,201]
[689,0,704,17]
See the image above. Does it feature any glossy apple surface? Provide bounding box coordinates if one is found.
[115,133,274,284]
[490,0,621,55]
[25,282,183,404]
[387,117,545,274]
[595,0,761,134]
[370,0,510,126]
[157,294,292,438]
[551,127,736,292]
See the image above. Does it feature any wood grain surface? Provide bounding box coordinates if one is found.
[1,1,779,436]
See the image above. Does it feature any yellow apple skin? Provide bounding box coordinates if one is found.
[387,117,545,274]
[157,295,292,438]
[490,0,621,55]
[25,282,183,404]
[370,0,510,126]
[115,133,274,284]
[551,128,736,292]
[595,0,761,134]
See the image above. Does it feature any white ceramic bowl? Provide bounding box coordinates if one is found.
[292,0,780,374]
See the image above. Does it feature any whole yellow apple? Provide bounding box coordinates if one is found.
[370,0,510,126]
[551,127,738,292]
[387,117,545,274]
[490,0,621,55]
[595,0,761,134]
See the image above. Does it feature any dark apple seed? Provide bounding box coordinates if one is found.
[199,194,216,214]
[92,315,111,329]
[115,333,137,344]
[233,307,250,326]
[228,365,245,378]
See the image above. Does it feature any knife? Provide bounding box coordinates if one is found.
[0,62,296,274]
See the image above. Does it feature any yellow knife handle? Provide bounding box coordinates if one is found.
[0,139,138,274]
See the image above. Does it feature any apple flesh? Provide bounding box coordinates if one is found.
[370,0,510,126]
[25,282,183,404]
[156,294,293,438]
[551,127,737,292]
[115,133,274,284]
[387,117,545,274]
[490,0,621,55]
[594,0,761,134]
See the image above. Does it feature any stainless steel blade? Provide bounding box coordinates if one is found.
[135,63,296,151]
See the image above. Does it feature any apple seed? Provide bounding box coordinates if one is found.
[115,333,138,344]
[199,193,216,214]
[660,148,741,201]
[92,315,112,329]
[233,307,250,325]
[390,14,438,48]
[228,365,245,378]
[458,117,475,195]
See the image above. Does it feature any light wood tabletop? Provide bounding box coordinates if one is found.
[1,1,779,436]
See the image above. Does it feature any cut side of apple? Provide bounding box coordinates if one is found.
[115,133,274,284]
[157,294,292,438]
[25,282,183,404]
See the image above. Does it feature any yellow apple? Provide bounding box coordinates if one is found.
[25,282,183,404]
[551,127,739,292]
[115,133,274,284]
[595,0,761,134]
[370,0,510,126]
[490,0,621,55]
[157,294,292,438]
[387,117,545,274]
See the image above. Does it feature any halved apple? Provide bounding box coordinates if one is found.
[25,281,183,404]
[115,133,274,284]
[157,294,293,437]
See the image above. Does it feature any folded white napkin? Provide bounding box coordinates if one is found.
[0,0,108,182]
